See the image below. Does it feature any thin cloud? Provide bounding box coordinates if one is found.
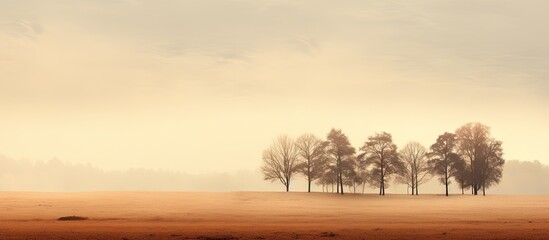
[0,20,42,41]
[148,40,254,65]
[286,35,318,56]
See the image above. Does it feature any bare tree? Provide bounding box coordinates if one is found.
[359,132,403,196]
[356,169,369,194]
[397,142,430,195]
[394,162,413,194]
[316,165,338,193]
[295,134,328,192]
[455,122,489,195]
[452,156,470,195]
[478,140,505,196]
[455,122,505,195]
[428,132,461,196]
[261,135,300,192]
[326,129,356,195]
[342,155,361,193]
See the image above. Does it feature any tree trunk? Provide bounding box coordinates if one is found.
[286,177,290,192]
[381,170,385,196]
[380,166,384,196]
[307,176,311,193]
[336,159,341,194]
[415,172,419,195]
[482,183,486,196]
[307,166,311,193]
[339,172,344,195]
[445,169,449,197]
[411,168,415,195]
[336,173,340,194]
[471,158,475,195]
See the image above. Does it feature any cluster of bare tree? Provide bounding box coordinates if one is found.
[261,122,505,196]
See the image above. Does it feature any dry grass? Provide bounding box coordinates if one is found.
[0,192,547,239]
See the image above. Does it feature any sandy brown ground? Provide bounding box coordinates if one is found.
[0,192,547,240]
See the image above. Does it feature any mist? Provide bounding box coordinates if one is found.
[1,155,546,194]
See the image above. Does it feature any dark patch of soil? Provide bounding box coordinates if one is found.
[57,216,89,221]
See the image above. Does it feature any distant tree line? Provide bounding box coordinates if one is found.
[261,122,505,196]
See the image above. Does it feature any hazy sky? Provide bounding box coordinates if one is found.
[1,0,548,174]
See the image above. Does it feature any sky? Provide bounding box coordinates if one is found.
[1,0,548,174]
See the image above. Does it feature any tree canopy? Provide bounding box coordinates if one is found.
[260,123,505,196]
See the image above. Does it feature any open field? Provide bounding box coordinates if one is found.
[0,192,547,240]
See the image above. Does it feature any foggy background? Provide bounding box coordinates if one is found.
[1,155,547,194]
[1,0,548,193]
